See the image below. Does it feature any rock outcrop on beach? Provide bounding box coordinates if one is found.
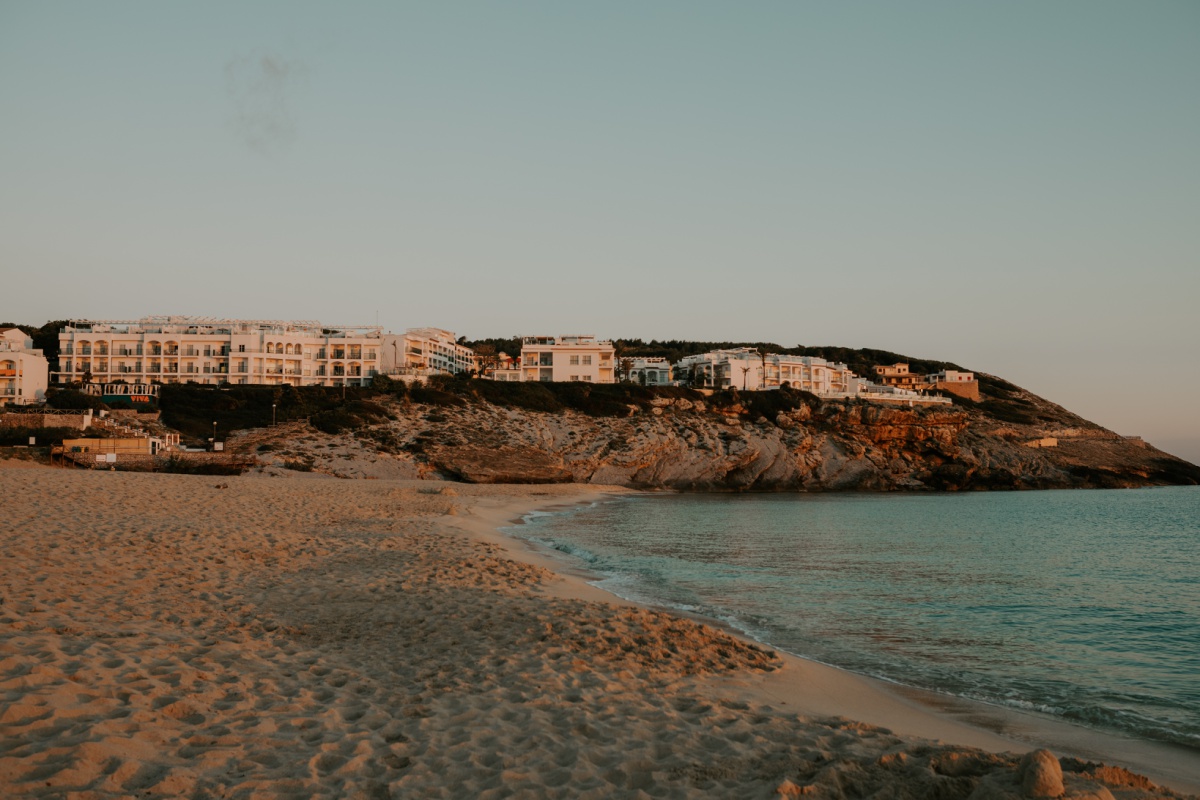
[239,376,1200,491]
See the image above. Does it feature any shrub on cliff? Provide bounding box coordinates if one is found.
[160,384,388,442]
[739,387,818,422]
[45,388,108,411]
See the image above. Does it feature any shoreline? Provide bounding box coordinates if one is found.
[2,464,1195,798]
[476,489,1200,794]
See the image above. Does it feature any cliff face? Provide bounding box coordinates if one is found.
[263,385,1200,491]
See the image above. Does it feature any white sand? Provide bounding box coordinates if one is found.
[1,464,1193,798]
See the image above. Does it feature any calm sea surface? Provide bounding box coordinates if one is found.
[509,487,1200,749]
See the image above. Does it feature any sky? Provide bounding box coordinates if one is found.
[2,1,1198,463]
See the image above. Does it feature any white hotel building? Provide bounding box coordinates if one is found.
[675,348,858,395]
[0,327,49,406]
[57,317,383,387]
[520,335,615,383]
[380,327,476,377]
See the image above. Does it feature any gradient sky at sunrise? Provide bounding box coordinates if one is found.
[2,1,1198,462]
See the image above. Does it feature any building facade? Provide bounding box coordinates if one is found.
[0,327,49,406]
[520,336,615,383]
[380,327,476,377]
[674,349,857,396]
[624,356,673,386]
[927,369,979,401]
[57,317,382,387]
[874,363,927,390]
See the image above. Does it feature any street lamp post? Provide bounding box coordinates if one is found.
[272,403,276,427]
[212,421,217,447]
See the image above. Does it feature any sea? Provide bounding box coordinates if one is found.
[507,487,1200,752]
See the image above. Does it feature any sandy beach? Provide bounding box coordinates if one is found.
[1,463,1195,799]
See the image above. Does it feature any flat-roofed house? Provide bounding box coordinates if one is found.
[625,356,673,386]
[0,327,49,406]
[926,369,979,401]
[520,336,615,383]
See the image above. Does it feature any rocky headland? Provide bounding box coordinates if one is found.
[227,376,1200,491]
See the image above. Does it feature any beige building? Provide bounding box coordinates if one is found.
[380,327,476,378]
[58,317,382,387]
[927,369,980,401]
[0,327,49,406]
[874,363,927,391]
[520,336,615,383]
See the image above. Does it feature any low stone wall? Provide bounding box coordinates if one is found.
[56,448,256,473]
[108,409,162,422]
[932,381,980,402]
[0,411,94,430]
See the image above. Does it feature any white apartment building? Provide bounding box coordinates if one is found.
[380,327,476,377]
[520,336,615,383]
[57,317,383,387]
[674,349,857,395]
[0,327,49,406]
[624,356,673,386]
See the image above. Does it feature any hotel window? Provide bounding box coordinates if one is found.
[582,355,592,365]
[570,375,579,381]
[569,355,579,365]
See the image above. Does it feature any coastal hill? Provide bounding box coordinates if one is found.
[146,363,1200,491]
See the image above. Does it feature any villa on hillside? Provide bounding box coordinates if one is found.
[57,317,383,388]
[876,362,979,401]
[873,363,926,390]
[0,327,49,406]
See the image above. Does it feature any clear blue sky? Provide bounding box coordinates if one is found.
[3,1,1198,462]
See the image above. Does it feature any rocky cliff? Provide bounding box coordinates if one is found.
[240,379,1200,491]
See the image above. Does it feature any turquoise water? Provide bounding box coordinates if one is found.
[511,487,1200,750]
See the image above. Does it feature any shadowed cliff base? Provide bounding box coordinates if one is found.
[182,376,1200,490]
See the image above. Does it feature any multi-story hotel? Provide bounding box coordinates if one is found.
[0,327,49,406]
[675,348,857,395]
[57,317,383,387]
[380,327,476,377]
[520,336,615,383]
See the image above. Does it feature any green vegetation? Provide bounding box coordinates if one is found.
[45,388,109,411]
[410,375,704,417]
[159,384,391,442]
